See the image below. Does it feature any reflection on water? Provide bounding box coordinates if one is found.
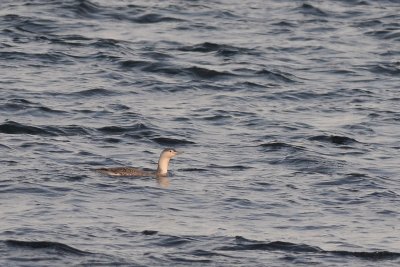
[1,0,400,266]
[157,176,170,188]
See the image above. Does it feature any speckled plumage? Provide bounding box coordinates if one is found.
[96,167,154,177]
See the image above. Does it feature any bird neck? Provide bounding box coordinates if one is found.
[157,156,170,176]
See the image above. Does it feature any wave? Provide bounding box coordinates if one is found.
[97,123,149,135]
[74,0,104,18]
[368,62,400,76]
[309,135,358,145]
[0,51,72,65]
[120,59,234,79]
[141,230,158,235]
[2,239,125,265]
[259,141,305,152]
[314,172,370,186]
[178,42,256,57]
[131,13,183,24]
[295,3,328,17]
[68,88,117,97]
[4,240,91,256]
[180,167,208,172]
[0,121,189,142]
[0,121,90,137]
[207,164,252,170]
[185,66,234,79]
[0,121,57,136]
[0,120,164,138]
[68,0,182,24]
[218,236,400,261]
[365,29,400,41]
[0,99,66,115]
[152,137,195,146]
[3,234,398,266]
[110,232,400,262]
[256,69,298,83]
[120,59,153,69]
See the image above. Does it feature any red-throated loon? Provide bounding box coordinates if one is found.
[95,148,182,177]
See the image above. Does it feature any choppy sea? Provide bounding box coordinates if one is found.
[1,0,400,266]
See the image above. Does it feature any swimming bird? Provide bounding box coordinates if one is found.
[96,148,182,177]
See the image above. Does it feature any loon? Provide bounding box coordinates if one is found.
[96,148,182,177]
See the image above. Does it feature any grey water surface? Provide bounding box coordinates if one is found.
[1,0,400,266]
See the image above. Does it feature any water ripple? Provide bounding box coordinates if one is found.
[1,0,400,266]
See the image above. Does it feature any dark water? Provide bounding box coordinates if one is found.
[1,0,400,266]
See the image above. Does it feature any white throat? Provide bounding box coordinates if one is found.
[157,156,170,176]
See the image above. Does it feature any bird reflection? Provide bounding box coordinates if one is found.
[157,176,170,188]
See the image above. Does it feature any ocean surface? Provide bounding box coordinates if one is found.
[1,0,400,266]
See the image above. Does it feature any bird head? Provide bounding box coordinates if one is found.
[161,148,183,159]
